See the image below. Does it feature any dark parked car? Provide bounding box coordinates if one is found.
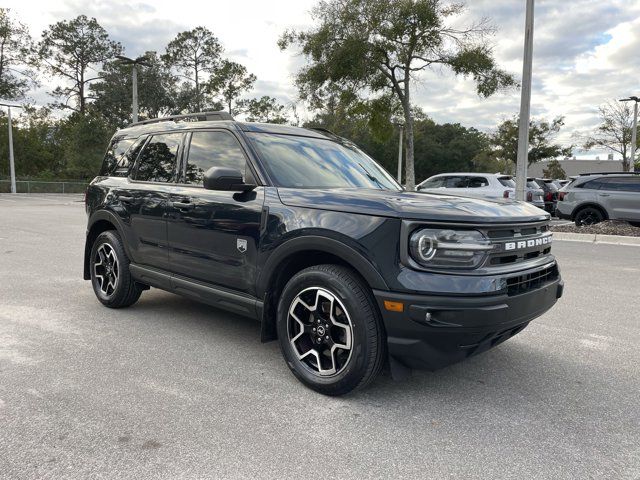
[530,178,558,214]
[84,112,563,395]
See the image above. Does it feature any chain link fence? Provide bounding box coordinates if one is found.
[0,180,88,194]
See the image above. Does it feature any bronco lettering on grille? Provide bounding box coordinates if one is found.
[504,235,552,251]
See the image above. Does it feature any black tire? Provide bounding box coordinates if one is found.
[629,221,640,228]
[574,207,604,226]
[276,264,385,396]
[90,230,143,308]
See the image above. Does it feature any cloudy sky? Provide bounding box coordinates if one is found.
[5,0,640,154]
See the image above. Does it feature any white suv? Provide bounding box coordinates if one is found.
[417,173,545,207]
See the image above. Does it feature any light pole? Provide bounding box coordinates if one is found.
[515,0,535,201]
[0,100,23,194]
[619,96,639,172]
[393,121,404,185]
[116,55,151,123]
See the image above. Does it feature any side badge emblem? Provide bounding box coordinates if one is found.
[237,238,248,253]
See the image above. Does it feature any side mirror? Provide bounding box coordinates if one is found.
[203,167,256,191]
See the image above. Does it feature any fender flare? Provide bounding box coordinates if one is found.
[83,210,130,279]
[256,235,389,297]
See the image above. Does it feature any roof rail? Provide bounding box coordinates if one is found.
[578,171,639,176]
[129,111,234,127]
[308,127,339,136]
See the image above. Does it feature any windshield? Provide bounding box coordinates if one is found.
[247,132,401,190]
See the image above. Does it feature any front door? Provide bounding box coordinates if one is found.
[167,129,264,295]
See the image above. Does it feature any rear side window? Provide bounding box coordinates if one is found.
[598,176,640,192]
[184,130,248,185]
[442,176,467,188]
[577,178,605,190]
[100,136,135,176]
[467,176,489,188]
[527,180,541,189]
[133,133,182,183]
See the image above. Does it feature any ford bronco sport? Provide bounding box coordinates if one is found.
[84,112,563,395]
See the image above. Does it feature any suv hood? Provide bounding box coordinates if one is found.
[277,188,550,223]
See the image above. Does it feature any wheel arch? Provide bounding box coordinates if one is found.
[257,236,389,342]
[571,202,609,221]
[83,211,128,280]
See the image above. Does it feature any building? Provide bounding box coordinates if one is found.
[527,157,624,178]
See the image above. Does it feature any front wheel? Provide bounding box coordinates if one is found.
[90,230,143,308]
[277,264,385,396]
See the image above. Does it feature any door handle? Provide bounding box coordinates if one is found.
[598,193,610,197]
[172,201,194,211]
[117,195,134,203]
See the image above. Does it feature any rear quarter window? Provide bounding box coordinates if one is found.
[498,177,516,188]
[99,136,136,176]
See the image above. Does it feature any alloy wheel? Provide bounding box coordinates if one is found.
[287,287,353,376]
[577,211,600,226]
[93,243,119,296]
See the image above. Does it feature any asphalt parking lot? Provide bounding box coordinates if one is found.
[1,194,639,480]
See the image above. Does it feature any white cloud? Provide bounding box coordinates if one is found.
[4,0,640,152]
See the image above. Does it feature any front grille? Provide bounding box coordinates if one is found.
[482,222,552,267]
[506,264,558,296]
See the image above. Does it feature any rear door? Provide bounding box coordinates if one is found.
[597,176,640,221]
[463,176,493,199]
[123,132,184,270]
[436,175,469,195]
[167,129,264,294]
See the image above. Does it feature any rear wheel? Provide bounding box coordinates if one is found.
[574,207,604,226]
[90,231,142,308]
[277,264,385,396]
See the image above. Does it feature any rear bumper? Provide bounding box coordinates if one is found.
[544,202,557,214]
[373,273,563,371]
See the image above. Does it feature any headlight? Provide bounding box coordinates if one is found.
[409,228,493,269]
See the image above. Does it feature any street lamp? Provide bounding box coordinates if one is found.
[515,0,535,201]
[115,55,151,123]
[0,100,23,194]
[619,96,639,172]
[393,120,404,185]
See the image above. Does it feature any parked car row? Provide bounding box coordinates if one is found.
[417,173,548,211]
[413,172,623,220]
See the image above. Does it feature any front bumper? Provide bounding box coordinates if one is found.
[373,271,563,371]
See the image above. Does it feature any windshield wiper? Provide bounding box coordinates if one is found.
[357,163,384,188]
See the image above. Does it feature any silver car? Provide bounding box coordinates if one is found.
[557,173,640,226]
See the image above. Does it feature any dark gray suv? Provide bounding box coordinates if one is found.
[557,173,640,227]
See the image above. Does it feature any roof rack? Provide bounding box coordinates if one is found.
[129,111,234,127]
[578,171,639,176]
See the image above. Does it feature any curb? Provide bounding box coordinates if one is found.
[553,231,640,247]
